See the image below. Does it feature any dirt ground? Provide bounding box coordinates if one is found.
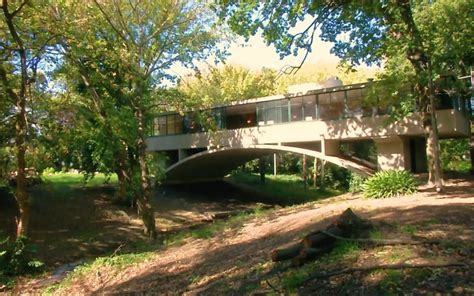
[0,181,266,269]
[0,178,474,295]
[12,175,472,295]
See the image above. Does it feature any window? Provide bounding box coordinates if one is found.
[257,99,289,125]
[318,93,331,120]
[184,112,201,133]
[319,91,345,120]
[302,95,316,120]
[167,114,176,134]
[346,88,364,117]
[290,97,303,121]
[158,116,166,135]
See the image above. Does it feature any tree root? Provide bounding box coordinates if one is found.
[303,262,466,283]
[320,230,440,246]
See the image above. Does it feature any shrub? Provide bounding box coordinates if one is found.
[0,236,44,288]
[363,170,417,199]
[322,164,351,190]
[348,173,366,193]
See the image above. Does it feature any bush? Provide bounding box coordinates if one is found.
[363,170,417,199]
[0,236,43,288]
[322,164,351,190]
[348,173,366,193]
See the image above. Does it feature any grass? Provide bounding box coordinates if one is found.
[399,224,417,235]
[379,270,404,295]
[43,251,155,295]
[42,172,117,188]
[229,173,342,205]
[44,207,270,294]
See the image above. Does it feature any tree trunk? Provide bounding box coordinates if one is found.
[135,107,157,239]
[396,0,443,189]
[114,145,133,205]
[1,1,31,239]
[14,95,29,239]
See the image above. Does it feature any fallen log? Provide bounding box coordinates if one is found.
[291,246,333,267]
[270,208,372,263]
[302,225,344,249]
[270,243,303,262]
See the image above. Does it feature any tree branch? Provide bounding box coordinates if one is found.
[320,230,441,246]
[93,0,129,46]
[10,0,28,17]
[303,262,466,283]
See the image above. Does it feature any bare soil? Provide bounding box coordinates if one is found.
[3,176,474,295]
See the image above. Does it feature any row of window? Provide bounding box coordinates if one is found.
[150,86,470,137]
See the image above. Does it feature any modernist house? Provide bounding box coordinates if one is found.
[146,78,471,184]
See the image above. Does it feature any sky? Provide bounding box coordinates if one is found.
[170,25,343,80]
[223,34,340,71]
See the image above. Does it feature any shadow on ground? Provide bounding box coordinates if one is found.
[89,196,474,295]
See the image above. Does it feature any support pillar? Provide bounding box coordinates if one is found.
[313,157,318,187]
[273,153,277,176]
[375,137,410,171]
[178,149,189,161]
[303,154,307,189]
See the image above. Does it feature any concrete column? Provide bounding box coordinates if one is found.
[178,149,189,161]
[321,138,340,156]
[273,153,277,176]
[375,136,409,171]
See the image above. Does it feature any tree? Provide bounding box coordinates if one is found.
[0,0,54,238]
[218,0,473,188]
[179,65,278,107]
[49,0,223,238]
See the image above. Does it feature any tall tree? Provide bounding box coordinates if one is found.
[179,65,278,107]
[0,0,53,238]
[218,0,473,188]
[50,0,223,238]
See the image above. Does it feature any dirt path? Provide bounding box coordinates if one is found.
[52,178,474,295]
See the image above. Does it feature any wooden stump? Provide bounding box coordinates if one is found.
[270,208,372,264]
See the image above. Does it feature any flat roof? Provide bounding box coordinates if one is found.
[213,82,369,108]
[155,81,370,115]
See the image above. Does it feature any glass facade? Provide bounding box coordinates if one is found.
[257,99,289,125]
[150,83,466,136]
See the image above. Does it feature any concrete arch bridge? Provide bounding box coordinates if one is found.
[163,144,375,185]
[147,80,470,185]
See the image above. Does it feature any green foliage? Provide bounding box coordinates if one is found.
[322,164,351,190]
[400,225,417,235]
[379,270,404,295]
[329,241,360,261]
[275,63,378,93]
[180,65,278,107]
[440,139,471,172]
[230,172,341,205]
[363,170,417,199]
[42,172,117,188]
[281,269,308,293]
[348,173,366,193]
[0,236,44,287]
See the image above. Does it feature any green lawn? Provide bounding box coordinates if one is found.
[228,173,342,205]
[41,172,117,188]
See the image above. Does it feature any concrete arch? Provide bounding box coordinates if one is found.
[164,144,375,184]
